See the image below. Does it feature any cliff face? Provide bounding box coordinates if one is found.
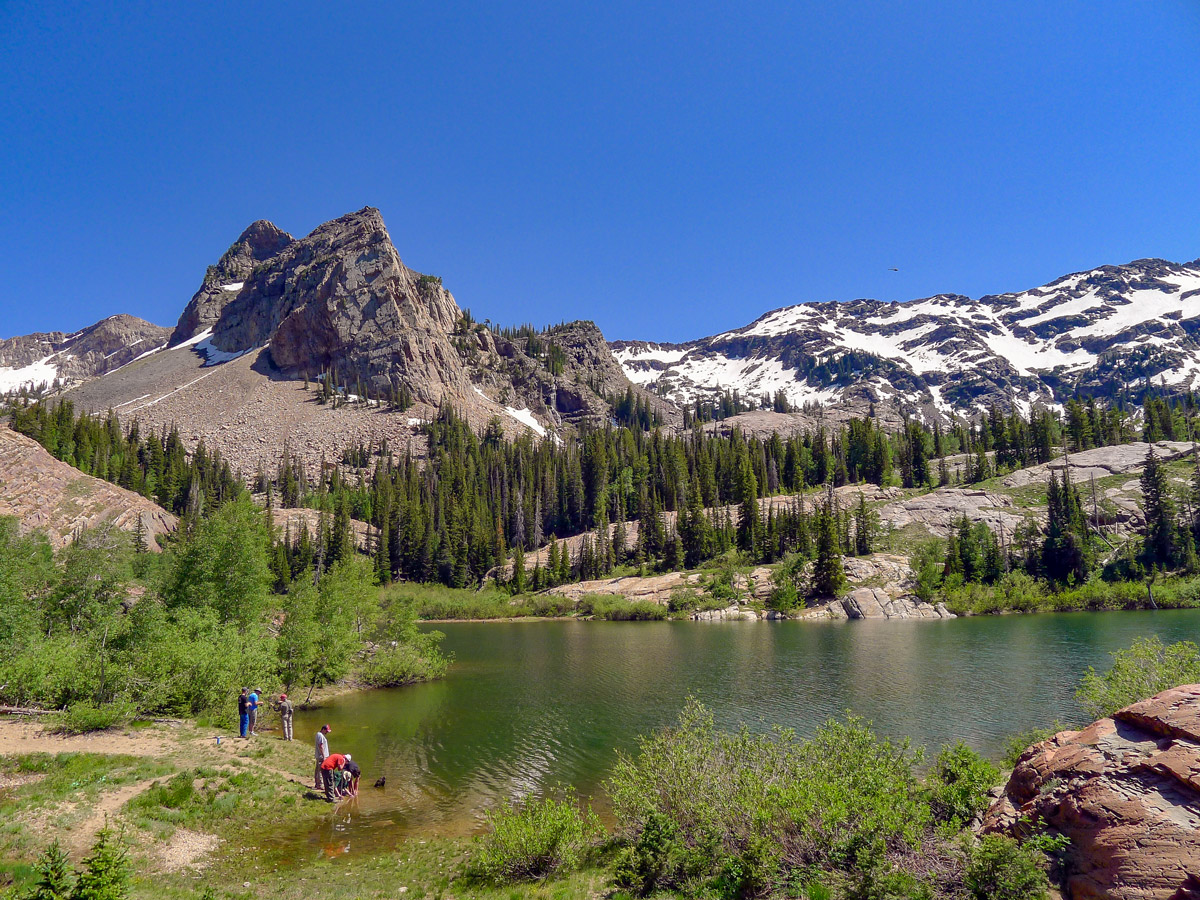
[172,208,470,405]
[984,684,1200,900]
[170,220,295,346]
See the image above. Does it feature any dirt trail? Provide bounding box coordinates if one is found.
[0,718,179,758]
[1,717,311,863]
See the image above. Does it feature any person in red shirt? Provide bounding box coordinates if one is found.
[319,752,347,802]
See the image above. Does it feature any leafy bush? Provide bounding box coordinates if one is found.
[927,742,1000,830]
[964,834,1048,900]
[1076,636,1200,719]
[50,698,136,735]
[578,595,668,620]
[359,640,449,687]
[465,792,602,883]
[608,701,931,897]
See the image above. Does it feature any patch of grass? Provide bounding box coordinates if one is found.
[0,753,171,811]
[576,594,668,621]
[389,582,576,620]
[125,766,311,839]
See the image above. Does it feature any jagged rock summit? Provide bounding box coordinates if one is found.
[169,219,294,345]
[172,207,468,404]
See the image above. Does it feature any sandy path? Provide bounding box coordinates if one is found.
[0,719,180,757]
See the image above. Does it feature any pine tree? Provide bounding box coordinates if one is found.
[511,545,527,595]
[853,495,872,556]
[73,826,129,900]
[24,839,74,900]
[811,500,846,599]
[735,456,759,557]
[1141,444,1181,570]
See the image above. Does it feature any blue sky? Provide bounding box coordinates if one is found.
[2,1,1198,343]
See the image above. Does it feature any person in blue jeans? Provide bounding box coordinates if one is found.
[247,689,260,736]
[238,688,250,738]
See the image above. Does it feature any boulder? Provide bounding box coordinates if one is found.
[840,588,952,620]
[983,684,1200,899]
[692,606,758,621]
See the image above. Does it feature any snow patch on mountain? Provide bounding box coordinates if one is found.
[0,356,59,393]
[613,257,1200,417]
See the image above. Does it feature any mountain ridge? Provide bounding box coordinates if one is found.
[613,255,1200,419]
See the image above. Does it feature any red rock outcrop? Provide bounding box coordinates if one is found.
[0,425,176,550]
[984,685,1200,900]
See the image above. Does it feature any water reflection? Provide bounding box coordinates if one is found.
[291,610,1200,851]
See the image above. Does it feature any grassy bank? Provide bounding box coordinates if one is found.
[941,571,1200,616]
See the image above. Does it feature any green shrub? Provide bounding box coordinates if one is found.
[49,699,136,735]
[1076,636,1200,719]
[927,742,1000,830]
[359,639,449,687]
[578,595,668,621]
[465,791,602,883]
[964,834,1048,900]
[608,701,931,897]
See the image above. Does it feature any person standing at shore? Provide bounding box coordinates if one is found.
[238,688,250,739]
[247,688,260,736]
[314,724,331,790]
[278,694,293,741]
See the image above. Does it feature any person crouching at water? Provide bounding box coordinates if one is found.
[238,688,250,738]
[344,757,361,797]
[278,694,293,741]
[320,752,347,802]
[314,724,331,790]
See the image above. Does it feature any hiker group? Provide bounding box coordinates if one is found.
[235,689,364,804]
[313,723,360,802]
[237,687,294,740]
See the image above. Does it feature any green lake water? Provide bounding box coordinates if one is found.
[291,610,1200,855]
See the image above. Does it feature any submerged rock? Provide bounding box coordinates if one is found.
[984,684,1200,900]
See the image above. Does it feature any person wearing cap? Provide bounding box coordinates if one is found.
[247,688,261,736]
[314,724,331,790]
[320,752,347,802]
[237,688,250,739]
[278,693,294,741]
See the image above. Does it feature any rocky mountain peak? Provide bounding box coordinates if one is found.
[616,255,1200,420]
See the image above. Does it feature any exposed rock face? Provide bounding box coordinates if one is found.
[170,220,295,346]
[878,486,1032,538]
[540,551,951,621]
[984,685,1200,900]
[191,208,468,405]
[1002,441,1196,488]
[0,315,172,393]
[0,425,176,550]
[154,207,662,432]
[840,588,954,619]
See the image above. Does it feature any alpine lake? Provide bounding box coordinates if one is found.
[291,609,1200,856]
